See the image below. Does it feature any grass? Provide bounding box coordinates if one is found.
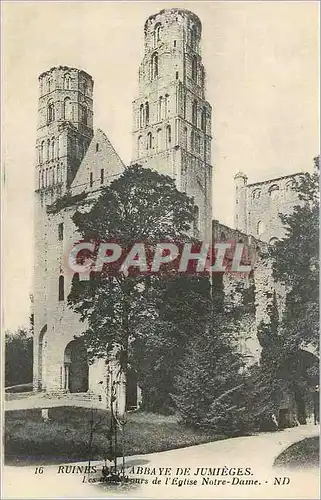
[5,407,227,466]
[274,436,319,469]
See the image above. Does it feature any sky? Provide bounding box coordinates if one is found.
[2,1,319,331]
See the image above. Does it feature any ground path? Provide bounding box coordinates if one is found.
[3,423,319,499]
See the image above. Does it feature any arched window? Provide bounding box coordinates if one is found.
[45,168,49,187]
[40,141,45,163]
[285,180,294,191]
[96,143,99,152]
[191,26,198,51]
[156,128,162,152]
[47,100,55,123]
[89,172,93,187]
[201,107,206,132]
[46,139,50,161]
[147,132,152,150]
[154,23,162,46]
[82,105,88,125]
[151,52,158,79]
[220,232,226,240]
[166,125,171,148]
[269,184,279,200]
[58,276,64,301]
[50,138,55,160]
[164,94,169,118]
[41,170,44,188]
[192,100,198,126]
[100,169,104,185]
[192,56,197,82]
[64,74,71,90]
[252,189,261,199]
[139,104,144,128]
[57,165,60,183]
[47,77,52,93]
[257,220,265,236]
[269,237,279,246]
[63,97,72,121]
[49,167,52,185]
[53,165,56,184]
[145,102,149,125]
[158,96,163,121]
[137,135,142,158]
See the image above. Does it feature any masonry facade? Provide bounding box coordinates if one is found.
[234,171,302,243]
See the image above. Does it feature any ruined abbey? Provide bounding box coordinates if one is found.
[33,8,304,413]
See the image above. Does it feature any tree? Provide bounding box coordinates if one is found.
[5,328,33,387]
[173,281,248,434]
[271,157,319,351]
[68,165,206,404]
[131,275,211,413]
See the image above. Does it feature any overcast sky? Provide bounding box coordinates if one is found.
[2,1,319,331]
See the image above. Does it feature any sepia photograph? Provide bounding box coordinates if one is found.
[1,1,320,498]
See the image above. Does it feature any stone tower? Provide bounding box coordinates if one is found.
[36,66,94,202]
[234,171,248,233]
[132,8,213,242]
[33,66,94,391]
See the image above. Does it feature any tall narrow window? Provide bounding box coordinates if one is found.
[176,71,179,80]
[195,134,200,154]
[96,143,99,152]
[64,74,71,90]
[89,172,93,187]
[64,97,72,121]
[53,165,56,184]
[156,128,162,152]
[192,100,198,126]
[137,135,142,158]
[147,132,152,150]
[49,167,52,185]
[192,56,197,82]
[139,104,144,128]
[58,135,64,157]
[57,165,60,183]
[164,94,169,118]
[154,23,162,46]
[100,169,104,185]
[201,107,206,132]
[47,100,55,123]
[174,40,177,48]
[193,205,200,234]
[51,138,55,160]
[58,276,64,301]
[145,102,149,125]
[151,52,158,79]
[58,223,64,241]
[46,139,50,161]
[158,96,163,121]
[183,127,187,149]
[191,26,198,50]
[45,168,49,187]
[40,141,45,163]
[166,125,171,148]
[257,220,265,236]
[83,105,88,125]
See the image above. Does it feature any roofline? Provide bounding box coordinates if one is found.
[39,66,93,81]
[247,171,305,187]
